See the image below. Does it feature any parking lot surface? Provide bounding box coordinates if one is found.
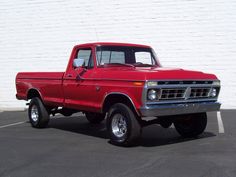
[0,110,235,177]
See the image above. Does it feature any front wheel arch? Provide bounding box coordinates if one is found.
[102,93,140,116]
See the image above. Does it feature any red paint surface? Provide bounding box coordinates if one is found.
[16,42,218,113]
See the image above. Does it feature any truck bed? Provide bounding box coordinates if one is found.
[16,72,65,106]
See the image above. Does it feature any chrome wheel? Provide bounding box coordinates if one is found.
[107,103,141,146]
[111,114,127,138]
[31,105,39,122]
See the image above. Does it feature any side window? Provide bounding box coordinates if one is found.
[135,52,153,64]
[76,49,94,68]
[97,51,110,64]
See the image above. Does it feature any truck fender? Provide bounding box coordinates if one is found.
[27,88,44,101]
[102,92,140,116]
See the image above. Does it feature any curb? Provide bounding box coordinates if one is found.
[0,107,27,112]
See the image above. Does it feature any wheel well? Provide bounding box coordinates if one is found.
[27,89,41,100]
[102,94,138,115]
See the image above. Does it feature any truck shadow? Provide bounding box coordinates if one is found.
[48,115,109,139]
[48,115,216,147]
[140,127,215,147]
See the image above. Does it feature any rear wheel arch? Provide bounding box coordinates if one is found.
[102,93,140,116]
[27,88,43,101]
[27,89,54,113]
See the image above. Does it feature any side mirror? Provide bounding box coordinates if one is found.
[73,58,84,68]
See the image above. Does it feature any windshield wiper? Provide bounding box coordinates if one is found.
[132,62,155,67]
[104,63,135,68]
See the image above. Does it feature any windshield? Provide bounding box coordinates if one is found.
[96,46,160,67]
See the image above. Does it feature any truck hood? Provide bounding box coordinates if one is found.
[98,66,218,81]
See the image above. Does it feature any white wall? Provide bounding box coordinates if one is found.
[0,0,235,110]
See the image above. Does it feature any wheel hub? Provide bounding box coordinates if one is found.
[31,105,39,122]
[111,114,127,138]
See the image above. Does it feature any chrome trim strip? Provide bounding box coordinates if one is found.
[142,81,148,106]
[147,84,220,88]
[147,79,220,82]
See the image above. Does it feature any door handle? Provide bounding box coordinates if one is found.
[67,74,72,78]
[96,86,100,91]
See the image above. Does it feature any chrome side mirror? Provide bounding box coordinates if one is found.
[73,58,84,68]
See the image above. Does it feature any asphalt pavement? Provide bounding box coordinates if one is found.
[0,110,235,177]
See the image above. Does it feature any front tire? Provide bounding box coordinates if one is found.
[28,97,50,128]
[174,113,207,138]
[106,103,141,146]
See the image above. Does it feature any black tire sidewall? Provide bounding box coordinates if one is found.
[28,97,49,128]
[107,103,141,146]
[174,113,207,138]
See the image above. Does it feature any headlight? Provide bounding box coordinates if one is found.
[213,80,220,86]
[147,89,158,100]
[209,88,217,97]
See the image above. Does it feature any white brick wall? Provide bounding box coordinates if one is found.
[0,0,236,110]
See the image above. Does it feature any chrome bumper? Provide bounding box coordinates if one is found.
[140,102,221,117]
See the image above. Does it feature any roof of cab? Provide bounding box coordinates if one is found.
[74,42,151,48]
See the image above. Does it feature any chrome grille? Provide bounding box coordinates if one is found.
[158,87,212,100]
[146,80,220,103]
[189,87,211,99]
[160,88,185,100]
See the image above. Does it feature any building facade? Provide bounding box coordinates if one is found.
[0,0,235,109]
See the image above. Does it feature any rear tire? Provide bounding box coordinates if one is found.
[174,113,207,138]
[28,97,50,128]
[85,112,105,124]
[106,103,141,146]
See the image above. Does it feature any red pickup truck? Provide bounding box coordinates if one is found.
[16,42,221,146]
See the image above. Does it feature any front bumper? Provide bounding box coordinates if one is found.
[140,102,221,117]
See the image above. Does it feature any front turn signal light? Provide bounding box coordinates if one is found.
[133,81,144,86]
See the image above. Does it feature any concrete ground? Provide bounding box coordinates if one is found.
[0,110,235,177]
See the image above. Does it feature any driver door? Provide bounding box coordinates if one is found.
[63,47,97,111]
